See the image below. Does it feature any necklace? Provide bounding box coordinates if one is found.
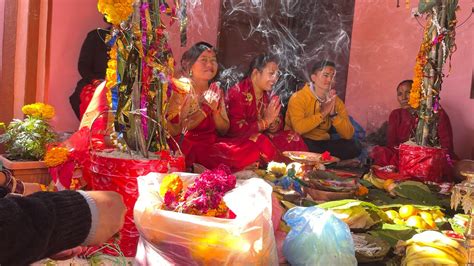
[310,83,326,103]
[256,96,264,119]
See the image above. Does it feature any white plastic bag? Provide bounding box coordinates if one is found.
[134,172,278,265]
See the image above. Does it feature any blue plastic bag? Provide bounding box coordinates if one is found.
[283,206,357,266]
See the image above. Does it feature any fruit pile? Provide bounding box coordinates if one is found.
[400,231,467,265]
[384,205,446,230]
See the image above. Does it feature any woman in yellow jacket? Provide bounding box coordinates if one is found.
[285,60,360,160]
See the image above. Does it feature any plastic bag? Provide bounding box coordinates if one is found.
[134,172,278,265]
[282,206,357,266]
[399,143,446,182]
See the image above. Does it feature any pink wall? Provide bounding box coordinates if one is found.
[48,0,220,132]
[346,0,473,159]
[48,0,107,131]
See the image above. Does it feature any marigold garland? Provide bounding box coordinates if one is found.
[409,20,432,109]
[22,103,55,120]
[106,44,118,89]
[44,146,70,167]
[97,0,134,26]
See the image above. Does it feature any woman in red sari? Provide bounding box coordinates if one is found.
[166,42,230,169]
[371,79,457,166]
[225,54,308,163]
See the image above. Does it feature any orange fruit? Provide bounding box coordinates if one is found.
[399,205,419,219]
[405,215,427,229]
[385,210,400,221]
[419,211,437,229]
[393,218,405,225]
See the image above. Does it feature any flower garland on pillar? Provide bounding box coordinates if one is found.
[409,0,458,147]
[96,0,187,158]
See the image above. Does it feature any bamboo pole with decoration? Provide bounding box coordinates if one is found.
[410,0,457,147]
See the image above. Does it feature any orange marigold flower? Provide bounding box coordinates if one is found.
[44,146,70,167]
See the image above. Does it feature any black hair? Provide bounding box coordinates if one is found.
[397,80,413,90]
[180,41,216,75]
[311,60,336,74]
[245,54,279,77]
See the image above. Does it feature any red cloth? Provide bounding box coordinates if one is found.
[175,113,218,168]
[171,78,307,171]
[372,108,457,166]
[89,152,184,256]
[169,93,267,171]
[226,78,308,163]
[78,79,103,120]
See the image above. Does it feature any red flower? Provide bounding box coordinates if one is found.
[321,151,332,161]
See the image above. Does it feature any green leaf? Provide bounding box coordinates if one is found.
[280,200,296,210]
[392,184,440,205]
[358,178,374,188]
[368,225,418,248]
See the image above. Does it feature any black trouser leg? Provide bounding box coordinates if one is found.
[303,138,361,160]
[69,79,89,120]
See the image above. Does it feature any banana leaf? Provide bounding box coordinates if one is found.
[396,180,431,193]
[364,187,451,209]
[448,214,469,235]
[318,199,390,223]
[280,200,296,210]
[358,178,374,188]
[368,224,418,248]
[392,183,441,206]
[301,198,318,207]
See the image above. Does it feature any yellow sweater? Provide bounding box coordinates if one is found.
[285,83,354,141]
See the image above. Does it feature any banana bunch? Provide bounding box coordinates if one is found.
[401,231,467,265]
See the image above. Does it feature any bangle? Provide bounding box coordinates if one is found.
[329,112,338,118]
[2,170,24,195]
[200,109,208,118]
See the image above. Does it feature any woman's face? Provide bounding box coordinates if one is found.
[190,49,218,82]
[254,61,280,92]
[397,83,411,109]
[311,66,335,92]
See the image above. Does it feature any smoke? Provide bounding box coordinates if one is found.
[205,0,355,105]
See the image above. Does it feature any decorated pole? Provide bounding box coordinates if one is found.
[98,0,183,158]
[410,0,458,147]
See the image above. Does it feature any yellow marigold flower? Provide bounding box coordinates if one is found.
[41,104,55,119]
[159,173,183,198]
[98,0,133,25]
[22,103,55,119]
[44,146,70,167]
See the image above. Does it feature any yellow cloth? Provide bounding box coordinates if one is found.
[285,83,354,141]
